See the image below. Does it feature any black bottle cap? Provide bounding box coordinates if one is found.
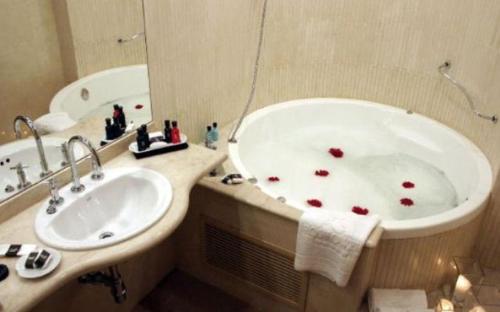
[172,121,178,127]
[212,122,218,128]
[141,124,148,131]
[0,264,9,282]
[164,120,171,128]
[105,118,112,126]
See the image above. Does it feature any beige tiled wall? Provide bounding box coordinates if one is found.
[145,0,500,268]
[56,0,147,81]
[0,0,66,144]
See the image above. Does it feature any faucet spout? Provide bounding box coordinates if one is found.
[67,136,104,193]
[13,115,51,177]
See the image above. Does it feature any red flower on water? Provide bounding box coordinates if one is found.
[329,148,344,158]
[352,206,369,215]
[135,104,144,110]
[400,198,414,206]
[307,199,322,208]
[402,181,415,189]
[268,176,280,182]
[315,169,330,177]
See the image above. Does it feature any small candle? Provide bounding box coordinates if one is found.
[453,275,472,302]
[436,298,454,311]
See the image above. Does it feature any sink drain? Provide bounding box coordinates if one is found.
[99,232,114,240]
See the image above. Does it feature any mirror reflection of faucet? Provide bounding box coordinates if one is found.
[9,163,31,190]
[13,116,51,178]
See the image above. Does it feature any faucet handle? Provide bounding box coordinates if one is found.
[47,178,64,208]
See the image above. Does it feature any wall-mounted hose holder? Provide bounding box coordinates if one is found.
[438,61,497,124]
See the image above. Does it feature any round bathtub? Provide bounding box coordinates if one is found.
[228,98,492,239]
[50,64,151,126]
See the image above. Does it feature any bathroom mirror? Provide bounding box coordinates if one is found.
[0,0,151,202]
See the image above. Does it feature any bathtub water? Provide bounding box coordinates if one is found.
[50,64,151,126]
[228,98,492,238]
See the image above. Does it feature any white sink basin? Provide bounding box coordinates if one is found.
[0,137,86,201]
[35,167,172,250]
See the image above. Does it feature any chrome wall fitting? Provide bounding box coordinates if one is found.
[78,265,127,304]
[438,61,497,124]
[228,0,269,143]
[117,32,144,44]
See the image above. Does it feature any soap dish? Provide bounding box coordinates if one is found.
[16,248,61,279]
[128,131,189,159]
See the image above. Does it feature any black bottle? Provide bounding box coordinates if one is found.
[105,118,114,140]
[164,120,172,143]
[118,106,126,129]
[141,124,151,148]
[136,128,148,151]
[112,117,123,138]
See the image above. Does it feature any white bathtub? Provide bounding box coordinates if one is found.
[50,64,151,126]
[228,98,492,239]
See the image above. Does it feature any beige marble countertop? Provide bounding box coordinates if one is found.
[0,144,226,312]
[198,123,384,247]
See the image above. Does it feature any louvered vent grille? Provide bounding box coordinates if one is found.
[203,222,303,304]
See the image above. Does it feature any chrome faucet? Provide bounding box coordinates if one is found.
[67,136,104,193]
[46,178,63,214]
[13,116,51,178]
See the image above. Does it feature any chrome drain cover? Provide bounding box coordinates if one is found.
[99,232,114,240]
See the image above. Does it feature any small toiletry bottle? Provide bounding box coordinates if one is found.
[141,124,151,148]
[113,104,121,119]
[136,128,148,151]
[105,118,114,140]
[118,106,126,129]
[112,117,123,137]
[212,122,219,141]
[171,121,181,144]
[205,126,214,149]
[164,120,172,143]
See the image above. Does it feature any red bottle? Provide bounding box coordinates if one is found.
[171,120,181,144]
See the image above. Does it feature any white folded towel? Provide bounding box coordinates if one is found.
[294,209,380,287]
[34,112,77,134]
[369,289,429,312]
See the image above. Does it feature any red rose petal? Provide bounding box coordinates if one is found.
[402,181,415,189]
[315,169,330,177]
[352,206,369,215]
[307,199,322,208]
[135,104,144,110]
[329,148,344,158]
[400,198,414,206]
[268,176,280,182]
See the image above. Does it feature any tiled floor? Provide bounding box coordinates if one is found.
[133,270,255,312]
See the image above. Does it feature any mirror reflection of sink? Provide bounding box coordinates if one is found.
[35,167,172,250]
[0,137,85,201]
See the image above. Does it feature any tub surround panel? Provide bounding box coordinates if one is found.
[177,185,375,311]
[371,213,484,291]
[144,0,500,268]
[0,145,226,312]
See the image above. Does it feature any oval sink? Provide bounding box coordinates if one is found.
[35,167,172,250]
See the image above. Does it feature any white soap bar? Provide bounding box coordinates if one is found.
[0,244,37,257]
